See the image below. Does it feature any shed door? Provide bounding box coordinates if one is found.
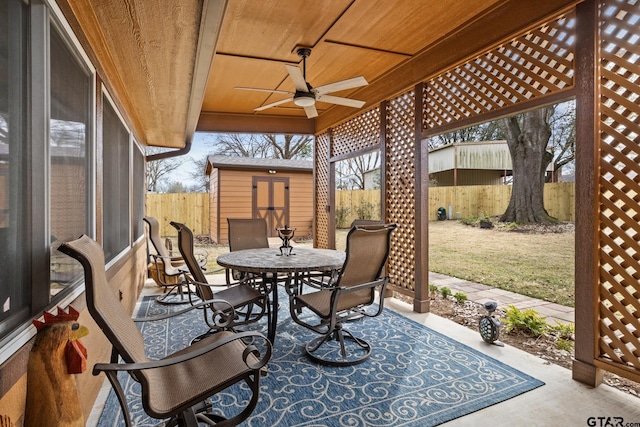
[253,176,289,237]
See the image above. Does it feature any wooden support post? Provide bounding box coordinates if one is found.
[413,83,430,313]
[573,0,602,387]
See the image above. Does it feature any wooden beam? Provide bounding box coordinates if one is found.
[197,112,315,134]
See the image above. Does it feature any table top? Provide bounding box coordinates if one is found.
[216,247,345,274]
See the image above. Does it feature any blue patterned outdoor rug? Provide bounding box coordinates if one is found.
[97,292,543,426]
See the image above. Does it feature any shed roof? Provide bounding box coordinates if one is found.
[205,155,313,175]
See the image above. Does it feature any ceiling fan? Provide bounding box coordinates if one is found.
[236,47,368,118]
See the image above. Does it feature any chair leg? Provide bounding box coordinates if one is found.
[155,282,191,305]
[305,324,372,366]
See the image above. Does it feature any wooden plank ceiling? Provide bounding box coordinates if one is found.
[60,0,582,149]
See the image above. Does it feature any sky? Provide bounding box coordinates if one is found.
[170,133,211,188]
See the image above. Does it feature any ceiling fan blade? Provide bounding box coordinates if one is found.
[285,64,309,92]
[303,105,318,118]
[316,94,365,109]
[254,97,294,112]
[314,76,368,95]
[235,87,294,95]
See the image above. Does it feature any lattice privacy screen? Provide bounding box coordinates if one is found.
[331,108,380,157]
[385,92,416,293]
[423,12,576,131]
[315,132,330,249]
[597,0,640,372]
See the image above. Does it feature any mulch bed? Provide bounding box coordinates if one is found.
[424,295,640,399]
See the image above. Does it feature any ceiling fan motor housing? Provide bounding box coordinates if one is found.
[293,91,315,107]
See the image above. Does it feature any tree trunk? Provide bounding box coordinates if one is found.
[500,108,558,224]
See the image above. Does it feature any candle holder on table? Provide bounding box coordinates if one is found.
[276,225,296,256]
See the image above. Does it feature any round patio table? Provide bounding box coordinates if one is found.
[217,247,345,344]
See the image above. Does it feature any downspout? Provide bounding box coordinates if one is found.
[145,139,192,162]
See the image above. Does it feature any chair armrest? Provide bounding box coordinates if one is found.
[93,330,272,375]
[337,276,389,294]
[190,273,270,294]
[291,270,338,292]
[131,298,236,323]
[149,254,188,277]
[150,254,185,264]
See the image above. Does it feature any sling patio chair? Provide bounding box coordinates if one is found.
[170,221,270,341]
[59,235,271,427]
[226,217,294,287]
[288,223,397,366]
[225,218,271,287]
[143,216,207,305]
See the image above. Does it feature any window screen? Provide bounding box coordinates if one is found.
[132,143,145,239]
[102,98,130,261]
[49,25,92,298]
[0,0,28,332]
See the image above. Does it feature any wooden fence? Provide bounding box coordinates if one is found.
[146,183,575,236]
[334,182,575,225]
[146,193,209,237]
[427,182,575,221]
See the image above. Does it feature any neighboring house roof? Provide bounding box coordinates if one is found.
[205,155,313,175]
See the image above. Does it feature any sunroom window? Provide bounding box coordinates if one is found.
[49,23,92,297]
[0,0,28,335]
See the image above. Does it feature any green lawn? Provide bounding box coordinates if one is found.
[197,220,576,307]
[426,220,575,307]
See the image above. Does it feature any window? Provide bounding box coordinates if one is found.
[102,96,130,262]
[0,0,28,335]
[132,143,146,240]
[49,23,92,297]
[0,1,94,350]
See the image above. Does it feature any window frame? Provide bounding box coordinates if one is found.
[0,0,97,364]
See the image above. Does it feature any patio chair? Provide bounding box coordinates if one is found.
[225,218,269,286]
[59,235,271,427]
[170,221,270,340]
[143,216,192,305]
[288,223,397,366]
[349,219,384,228]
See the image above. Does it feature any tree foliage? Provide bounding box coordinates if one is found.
[187,156,210,192]
[205,133,313,160]
[426,121,504,150]
[335,152,380,190]
[145,147,183,192]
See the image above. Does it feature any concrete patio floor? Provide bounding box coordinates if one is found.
[88,275,640,426]
[387,297,640,426]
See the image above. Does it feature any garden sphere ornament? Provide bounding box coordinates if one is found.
[479,301,504,347]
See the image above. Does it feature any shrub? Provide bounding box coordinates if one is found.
[355,201,378,220]
[454,292,467,303]
[335,206,351,228]
[549,322,575,340]
[503,305,548,337]
[429,283,438,298]
[440,287,452,299]
[556,339,574,352]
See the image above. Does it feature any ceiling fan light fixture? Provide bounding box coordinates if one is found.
[293,93,316,107]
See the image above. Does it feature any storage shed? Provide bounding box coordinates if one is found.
[205,156,313,244]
